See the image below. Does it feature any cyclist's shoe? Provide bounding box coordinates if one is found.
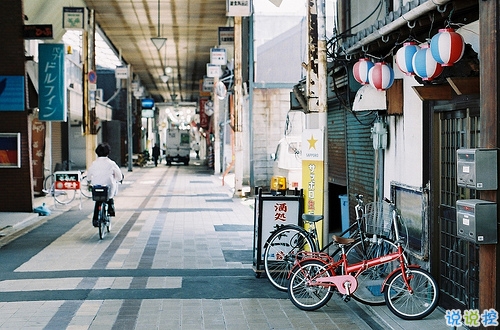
[92,218,99,227]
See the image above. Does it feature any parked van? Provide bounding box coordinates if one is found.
[272,136,302,190]
[165,128,191,165]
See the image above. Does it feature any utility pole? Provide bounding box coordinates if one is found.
[84,9,97,168]
[304,0,329,244]
[233,16,244,196]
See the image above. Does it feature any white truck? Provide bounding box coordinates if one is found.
[165,128,191,165]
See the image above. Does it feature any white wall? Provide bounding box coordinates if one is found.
[383,62,424,194]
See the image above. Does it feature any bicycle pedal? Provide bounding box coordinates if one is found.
[342,295,351,302]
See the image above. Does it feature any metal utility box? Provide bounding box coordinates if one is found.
[456,199,497,244]
[457,148,497,190]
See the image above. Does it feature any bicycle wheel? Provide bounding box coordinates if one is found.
[384,268,439,320]
[98,204,107,239]
[287,259,334,311]
[264,226,316,291]
[80,176,92,198]
[344,237,400,306]
[43,174,54,194]
[53,185,76,204]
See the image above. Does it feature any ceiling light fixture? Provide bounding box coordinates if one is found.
[151,0,167,50]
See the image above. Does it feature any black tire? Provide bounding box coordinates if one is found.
[344,237,401,306]
[264,226,316,291]
[287,259,334,311]
[384,268,439,320]
[98,204,107,239]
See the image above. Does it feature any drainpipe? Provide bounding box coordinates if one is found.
[344,0,452,55]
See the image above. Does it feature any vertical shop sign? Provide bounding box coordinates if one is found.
[38,43,66,121]
[302,129,324,242]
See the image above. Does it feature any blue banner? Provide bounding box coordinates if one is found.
[39,43,66,121]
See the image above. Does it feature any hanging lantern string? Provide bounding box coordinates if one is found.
[427,11,436,42]
[445,7,455,28]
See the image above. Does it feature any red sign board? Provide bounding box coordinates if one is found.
[55,171,80,190]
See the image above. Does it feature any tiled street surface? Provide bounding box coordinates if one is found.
[0,162,451,329]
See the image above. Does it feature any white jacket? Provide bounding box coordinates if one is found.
[86,157,123,199]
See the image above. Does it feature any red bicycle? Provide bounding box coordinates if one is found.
[287,197,439,320]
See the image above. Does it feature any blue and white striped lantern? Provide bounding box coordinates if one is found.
[368,62,394,91]
[412,44,443,81]
[430,28,465,67]
[395,41,420,76]
[352,58,374,85]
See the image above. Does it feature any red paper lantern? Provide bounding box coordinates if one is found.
[395,41,420,76]
[368,62,394,91]
[352,58,374,85]
[412,44,443,81]
[430,28,465,67]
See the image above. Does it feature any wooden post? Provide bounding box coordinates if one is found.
[479,0,499,316]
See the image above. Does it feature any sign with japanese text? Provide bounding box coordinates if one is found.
[23,25,53,39]
[218,27,234,45]
[302,129,324,245]
[63,7,85,30]
[38,44,66,121]
[260,199,301,257]
[226,0,252,17]
[211,48,227,65]
[206,63,222,78]
[55,171,81,190]
[0,76,25,111]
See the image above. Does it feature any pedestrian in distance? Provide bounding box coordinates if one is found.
[152,143,161,166]
[86,142,123,226]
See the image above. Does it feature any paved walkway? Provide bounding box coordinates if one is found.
[0,163,454,329]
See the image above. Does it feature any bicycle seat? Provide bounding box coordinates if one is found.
[302,214,324,223]
[332,235,356,245]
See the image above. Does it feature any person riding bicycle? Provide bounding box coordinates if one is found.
[86,142,123,227]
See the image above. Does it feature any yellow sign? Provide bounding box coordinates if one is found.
[302,129,324,246]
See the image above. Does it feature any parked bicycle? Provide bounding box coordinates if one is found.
[263,194,401,306]
[43,160,92,202]
[91,185,111,239]
[286,197,438,320]
[43,168,92,204]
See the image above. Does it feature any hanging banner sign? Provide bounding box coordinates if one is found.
[226,0,252,17]
[63,7,85,30]
[39,43,66,121]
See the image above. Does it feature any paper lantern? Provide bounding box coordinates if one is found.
[412,45,443,81]
[368,62,394,91]
[395,41,420,76]
[430,28,465,66]
[352,58,374,85]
